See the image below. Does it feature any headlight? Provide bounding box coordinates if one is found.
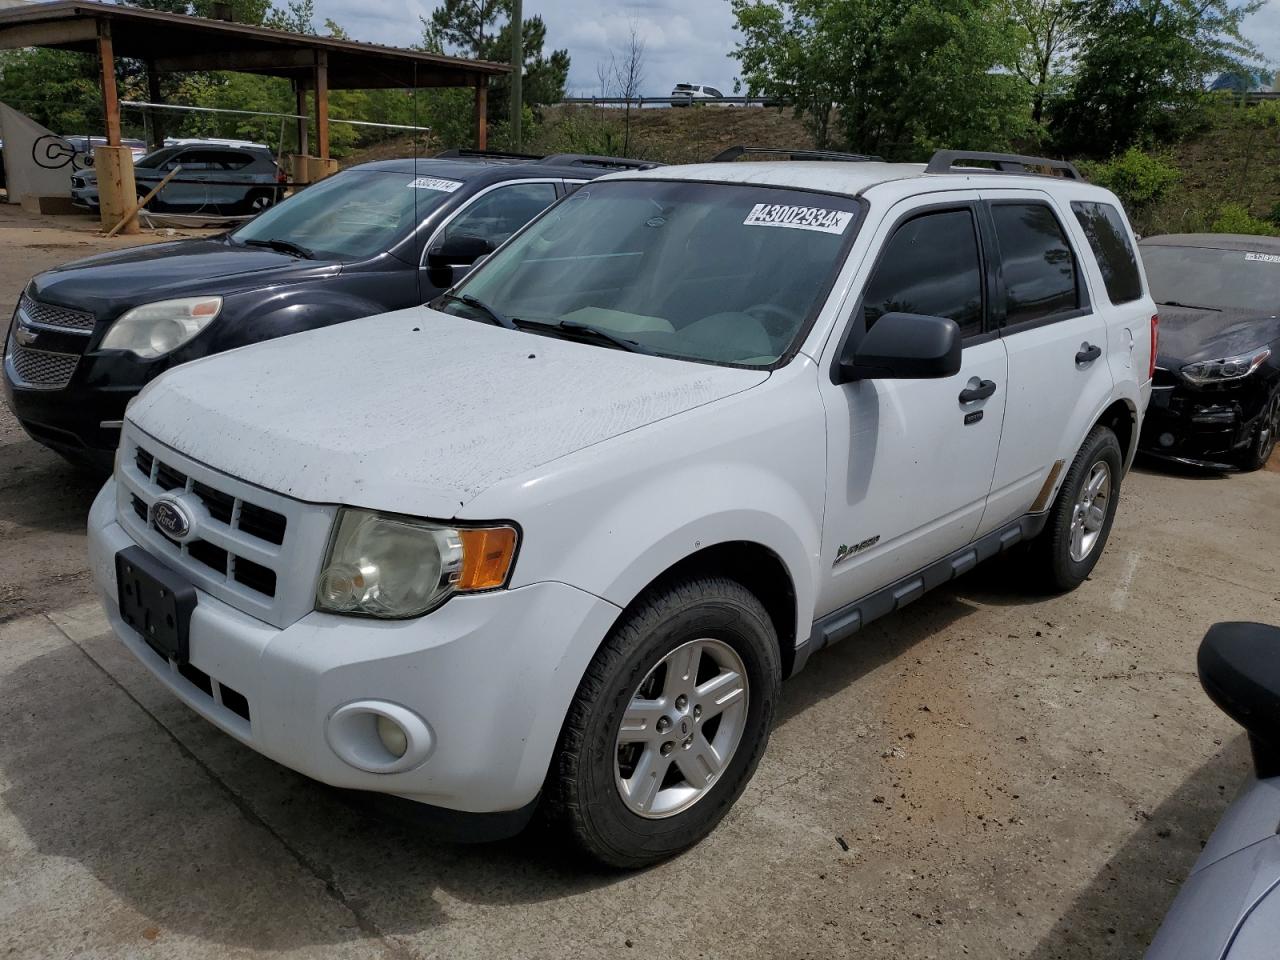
[99,296,222,359]
[315,508,519,619]
[1181,348,1270,385]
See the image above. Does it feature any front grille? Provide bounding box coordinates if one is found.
[5,336,79,389]
[116,425,337,629]
[1152,366,1180,388]
[19,293,96,332]
[129,444,288,599]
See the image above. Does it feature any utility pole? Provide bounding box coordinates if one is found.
[510,0,523,149]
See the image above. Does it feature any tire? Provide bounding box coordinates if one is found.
[545,576,781,868]
[245,189,275,215]
[1031,425,1124,592]
[1239,391,1280,472]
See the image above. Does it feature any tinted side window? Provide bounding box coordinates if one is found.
[862,209,984,337]
[1071,200,1143,304]
[990,203,1079,326]
[440,181,558,249]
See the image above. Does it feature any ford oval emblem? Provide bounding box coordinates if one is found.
[152,497,193,542]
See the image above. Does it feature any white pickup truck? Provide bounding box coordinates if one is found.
[87,150,1155,867]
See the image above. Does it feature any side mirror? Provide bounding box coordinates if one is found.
[427,233,493,267]
[837,311,962,383]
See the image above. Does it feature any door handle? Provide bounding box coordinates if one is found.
[1076,343,1102,364]
[958,378,997,404]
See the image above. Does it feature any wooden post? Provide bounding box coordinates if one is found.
[294,80,309,157]
[509,0,522,149]
[313,52,329,160]
[474,78,488,150]
[97,21,120,147]
[145,60,164,150]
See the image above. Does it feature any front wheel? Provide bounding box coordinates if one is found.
[1030,425,1124,592]
[545,576,781,868]
[1239,391,1280,472]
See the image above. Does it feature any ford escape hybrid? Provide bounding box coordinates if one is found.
[87,150,1154,867]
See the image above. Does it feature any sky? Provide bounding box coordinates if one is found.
[313,0,1279,98]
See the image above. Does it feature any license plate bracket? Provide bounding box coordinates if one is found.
[115,545,197,664]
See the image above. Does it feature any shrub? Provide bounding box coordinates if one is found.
[1079,148,1182,212]
[1211,203,1280,237]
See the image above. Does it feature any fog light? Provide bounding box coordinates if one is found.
[325,700,434,774]
[1159,432,1175,448]
[376,715,408,758]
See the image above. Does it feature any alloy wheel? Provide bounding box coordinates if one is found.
[1069,460,1111,562]
[614,638,749,818]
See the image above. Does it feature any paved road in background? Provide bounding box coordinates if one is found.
[1,206,1276,958]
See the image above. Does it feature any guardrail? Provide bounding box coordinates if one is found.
[559,96,785,108]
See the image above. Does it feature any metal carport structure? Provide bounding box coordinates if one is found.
[0,0,508,228]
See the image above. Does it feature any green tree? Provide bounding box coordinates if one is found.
[0,48,103,133]
[422,0,569,124]
[731,0,1032,158]
[1004,0,1079,126]
[1052,0,1263,156]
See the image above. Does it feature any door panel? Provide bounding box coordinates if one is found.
[816,194,1008,616]
[978,190,1116,535]
[418,179,560,301]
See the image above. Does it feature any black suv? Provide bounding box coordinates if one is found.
[3,151,656,470]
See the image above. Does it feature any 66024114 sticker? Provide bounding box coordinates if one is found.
[743,202,853,235]
[408,176,463,192]
[1245,251,1280,264]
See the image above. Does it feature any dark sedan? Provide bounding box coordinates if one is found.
[1139,234,1280,471]
[4,151,656,470]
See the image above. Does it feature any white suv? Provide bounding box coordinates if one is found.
[87,150,1156,867]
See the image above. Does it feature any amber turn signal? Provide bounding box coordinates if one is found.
[457,526,519,590]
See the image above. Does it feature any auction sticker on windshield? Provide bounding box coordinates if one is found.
[743,203,853,235]
[409,177,463,192]
[1245,252,1280,264]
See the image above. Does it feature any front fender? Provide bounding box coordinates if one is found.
[213,276,415,351]
[473,374,829,657]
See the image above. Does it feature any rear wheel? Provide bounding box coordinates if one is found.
[545,576,781,868]
[1030,425,1124,592]
[245,189,275,215]
[1239,391,1280,472]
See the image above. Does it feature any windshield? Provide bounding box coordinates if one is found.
[1142,243,1280,314]
[444,179,861,366]
[232,169,459,261]
[135,146,181,169]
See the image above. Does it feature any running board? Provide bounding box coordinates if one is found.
[801,513,1049,662]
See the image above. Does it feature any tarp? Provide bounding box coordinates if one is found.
[0,103,78,205]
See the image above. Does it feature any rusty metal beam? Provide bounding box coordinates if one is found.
[154,48,316,73]
[0,18,98,50]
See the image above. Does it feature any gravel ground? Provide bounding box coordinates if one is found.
[1,205,1277,959]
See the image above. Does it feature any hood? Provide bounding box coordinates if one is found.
[28,239,337,316]
[1157,304,1280,366]
[127,308,769,517]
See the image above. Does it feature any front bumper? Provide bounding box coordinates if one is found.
[87,480,622,817]
[1138,377,1270,468]
[4,311,165,468]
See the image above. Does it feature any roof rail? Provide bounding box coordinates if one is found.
[538,153,663,170]
[712,145,884,163]
[433,148,545,161]
[925,149,1082,180]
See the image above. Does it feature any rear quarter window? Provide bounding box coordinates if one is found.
[1070,201,1143,304]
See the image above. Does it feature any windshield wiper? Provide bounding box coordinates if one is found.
[518,318,653,354]
[243,237,315,259]
[1158,299,1222,312]
[439,293,518,329]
